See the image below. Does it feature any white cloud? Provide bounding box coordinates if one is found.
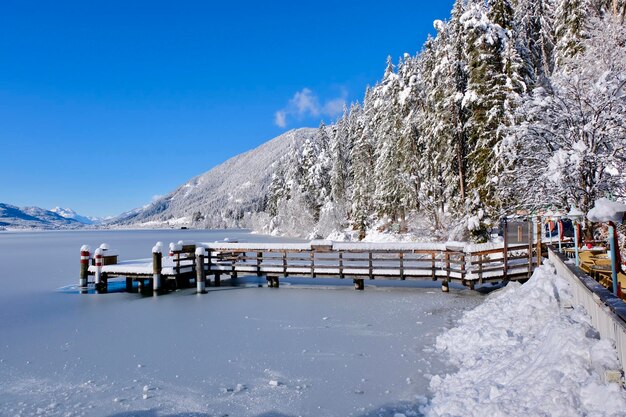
[322,97,346,117]
[274,88,347,128]
[274,111,287,128]
[291,88,320,116]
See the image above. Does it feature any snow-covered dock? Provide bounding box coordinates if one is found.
[82,238,540,294]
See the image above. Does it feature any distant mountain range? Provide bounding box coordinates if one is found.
[0,204,108,230]
[1,128,315,231]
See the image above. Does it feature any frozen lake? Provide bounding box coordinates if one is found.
[0,230,483,417]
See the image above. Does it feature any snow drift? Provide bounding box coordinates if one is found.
[424,261,626,417]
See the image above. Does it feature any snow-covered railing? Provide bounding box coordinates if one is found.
[548,247,626,374]
[82,239,538,294]
[202,240,534,290]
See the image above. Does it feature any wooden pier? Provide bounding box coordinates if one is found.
[80,239,541,294]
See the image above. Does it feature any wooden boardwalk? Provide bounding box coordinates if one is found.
[81,239,539,294]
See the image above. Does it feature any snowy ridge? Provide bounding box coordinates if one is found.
[49,207,106,225]
[0,203,83,230]
[424,262,626,417]
[112,128,317,228]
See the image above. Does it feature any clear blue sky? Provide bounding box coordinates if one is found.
[0,0,455,218]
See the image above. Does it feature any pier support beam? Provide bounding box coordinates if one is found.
[79,245,90,294]
[152,245,163,295]
[441,279,450,293]
[214,273,221,287]
[94,248,107,293]
[196,248,206,294]
[267,276,279,288]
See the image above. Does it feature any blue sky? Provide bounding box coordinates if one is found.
[0,0,454,217]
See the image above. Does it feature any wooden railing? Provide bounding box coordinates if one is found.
[85,240,539,293]
[199,241,535,289]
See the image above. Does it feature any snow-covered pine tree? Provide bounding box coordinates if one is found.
[329,107,350,208]
[418,1,471,230]
[350,93,375,238]
[461,0,526,240]
[553,0,590,66]
[299,123,332,222]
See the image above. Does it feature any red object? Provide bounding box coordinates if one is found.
[586,243,593,249]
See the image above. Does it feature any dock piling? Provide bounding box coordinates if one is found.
[196,247,206,294]
[79,245,90,293]
[94,248,104,293]
[152,244,163,295]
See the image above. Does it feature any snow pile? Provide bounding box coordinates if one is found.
[588,198,626,223]
[424,262,626,417]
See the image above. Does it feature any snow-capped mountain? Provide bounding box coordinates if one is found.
[0,203,83,230]
[50,207,97,225]
[112,128,317,228]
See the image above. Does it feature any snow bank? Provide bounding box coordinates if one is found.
[424,262,626,417]
[588,198,626,223]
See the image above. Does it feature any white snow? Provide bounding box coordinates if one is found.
[587,198,626,223]
[423,261,626,417]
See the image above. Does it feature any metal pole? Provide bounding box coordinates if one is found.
[609,223,618,295]
[557,218,562,253]
[574,221,580,267]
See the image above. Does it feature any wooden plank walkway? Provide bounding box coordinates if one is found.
[81,239,540,294]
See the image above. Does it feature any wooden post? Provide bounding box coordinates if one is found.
[94,248,104,293]
[368,252,373,280]
[152,246,163,295]
[399,252,405,280]
[125,277,133,292]
[100,272,108,293]
[460,254,466,281]
[503,219,509,280]
[431,252,436,280]
[517,225,523,242]
[443,252,450,292]
[79,245,90,293]
[206,249,212,286]
[536,216,543,266]
[214,273,221,287]
[339,251,344,279]
[266,276,279,288]
[310,251,315,278]
[354,278,364,290]
[196,248,206,294]
[282,251,287,277]
[256,252,263,276]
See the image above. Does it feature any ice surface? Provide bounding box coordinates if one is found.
[0,229,482,417]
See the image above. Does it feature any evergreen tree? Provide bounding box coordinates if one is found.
[554,0,589,66]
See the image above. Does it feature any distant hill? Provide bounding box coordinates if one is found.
[112,128,317,228]
[0,203,84,230]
